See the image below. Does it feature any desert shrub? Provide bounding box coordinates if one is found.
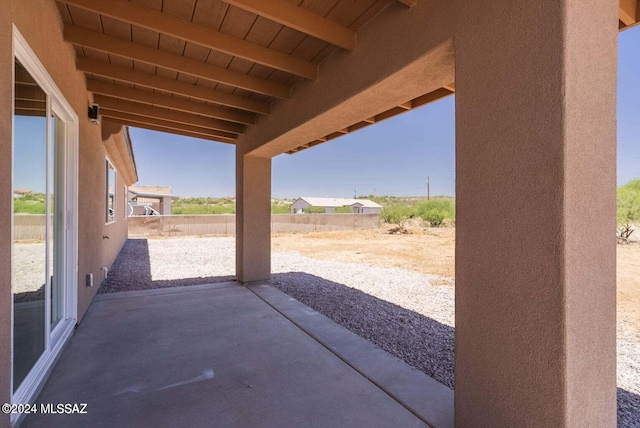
[617,179,640,242]
[381,205,413,233]
[422,209,445,227]
[415,198,455,226]
[301,206,326,214]
[335,206,353,214]
[271,203,292,214]
[173,203,235,215]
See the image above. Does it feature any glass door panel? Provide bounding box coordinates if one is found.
[50,113,65,330]
[12,59,47,391]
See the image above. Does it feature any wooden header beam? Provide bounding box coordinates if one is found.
[76,58,271,115]
[93,95,245,134]
[57,0,318,79]
[64,26,290,99]
[86,80,256,126]
[102,117,236,144]
[287,85,454,155]
[620,0,639,27]
[222,0,356,51]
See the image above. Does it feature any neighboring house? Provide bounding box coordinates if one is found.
[291,197,382,214]
[128,185,177,215]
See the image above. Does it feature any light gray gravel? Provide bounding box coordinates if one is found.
[98,237,639,426]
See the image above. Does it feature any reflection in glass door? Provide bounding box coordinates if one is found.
[12,59,67,392]
[12,59,47,390]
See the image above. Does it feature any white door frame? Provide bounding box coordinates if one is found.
[11,26,79,422]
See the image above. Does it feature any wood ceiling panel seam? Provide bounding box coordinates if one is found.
[102,115,237,144]
[94,94,245,134]
[222,0,356,51]
[87,79,256,125]
[229,14,291,96]
[64,26,291,98]
[55,0,319,78]
[76,58,271,114]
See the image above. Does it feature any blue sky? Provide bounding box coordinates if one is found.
[129,28,639,199]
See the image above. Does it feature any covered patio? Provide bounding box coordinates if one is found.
[3,0,633,426]
[22,282,452,427]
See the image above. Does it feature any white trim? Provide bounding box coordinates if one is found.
[11,26,79,423]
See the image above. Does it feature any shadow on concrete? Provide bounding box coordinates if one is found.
[97,239,235,294]
[96,243,639,426]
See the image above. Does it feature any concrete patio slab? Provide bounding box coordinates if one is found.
[22,283,451,428]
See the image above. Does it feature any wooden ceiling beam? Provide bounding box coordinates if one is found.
[86,80,256,126]
[101,111,237,142]
[222,0,356,51]
[76,58,271,114]
[94,95,245,134]
[102,117,236,144]
[411,87,454,109]
[397,0,417,7]
[57,0,318,79]
[65,26,290,99]
[288,85,455,155]
[619,0,639,26]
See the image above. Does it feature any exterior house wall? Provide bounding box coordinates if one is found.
[361,207,381,214]
[9,0,134,323]
[1,2,136,424]
[290,199,310,213]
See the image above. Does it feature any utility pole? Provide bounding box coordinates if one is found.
[373,188,376,197]
[426,176,430,200]
[354,189,357,198]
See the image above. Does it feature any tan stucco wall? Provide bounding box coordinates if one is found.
[0,5,14,427]
[0,3,135,423]
[454,0,618,426]
[10,0,133,324]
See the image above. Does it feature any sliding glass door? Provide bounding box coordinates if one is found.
[12,59,48,390]
[12,47,77,403]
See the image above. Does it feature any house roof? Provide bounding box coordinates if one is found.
[349,200,382,208]
[129,190,178,199]
[296,197,381,208]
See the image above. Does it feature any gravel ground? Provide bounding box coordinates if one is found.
[99,237,639,426]
[13,243,47,302]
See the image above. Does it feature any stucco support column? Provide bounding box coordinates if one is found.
[236,148,271,283]
[0,10,13,427]
[455,1,618,426]
[160,196,172,215]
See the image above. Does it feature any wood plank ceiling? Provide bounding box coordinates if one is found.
[54,0,402,148]
[54,0,638,154]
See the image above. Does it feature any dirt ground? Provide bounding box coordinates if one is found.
[272,226,640,327]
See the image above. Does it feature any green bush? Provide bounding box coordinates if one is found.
[271,203,291,214]
[415,198,455,226]
[14,193,46,214]
[422,209,445,227]
[335,206,353,214]
[617,179,640,224]
[381,205,413,232]
[617,179,640,242]
[302,206,326,214]
[173,203,235,215]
